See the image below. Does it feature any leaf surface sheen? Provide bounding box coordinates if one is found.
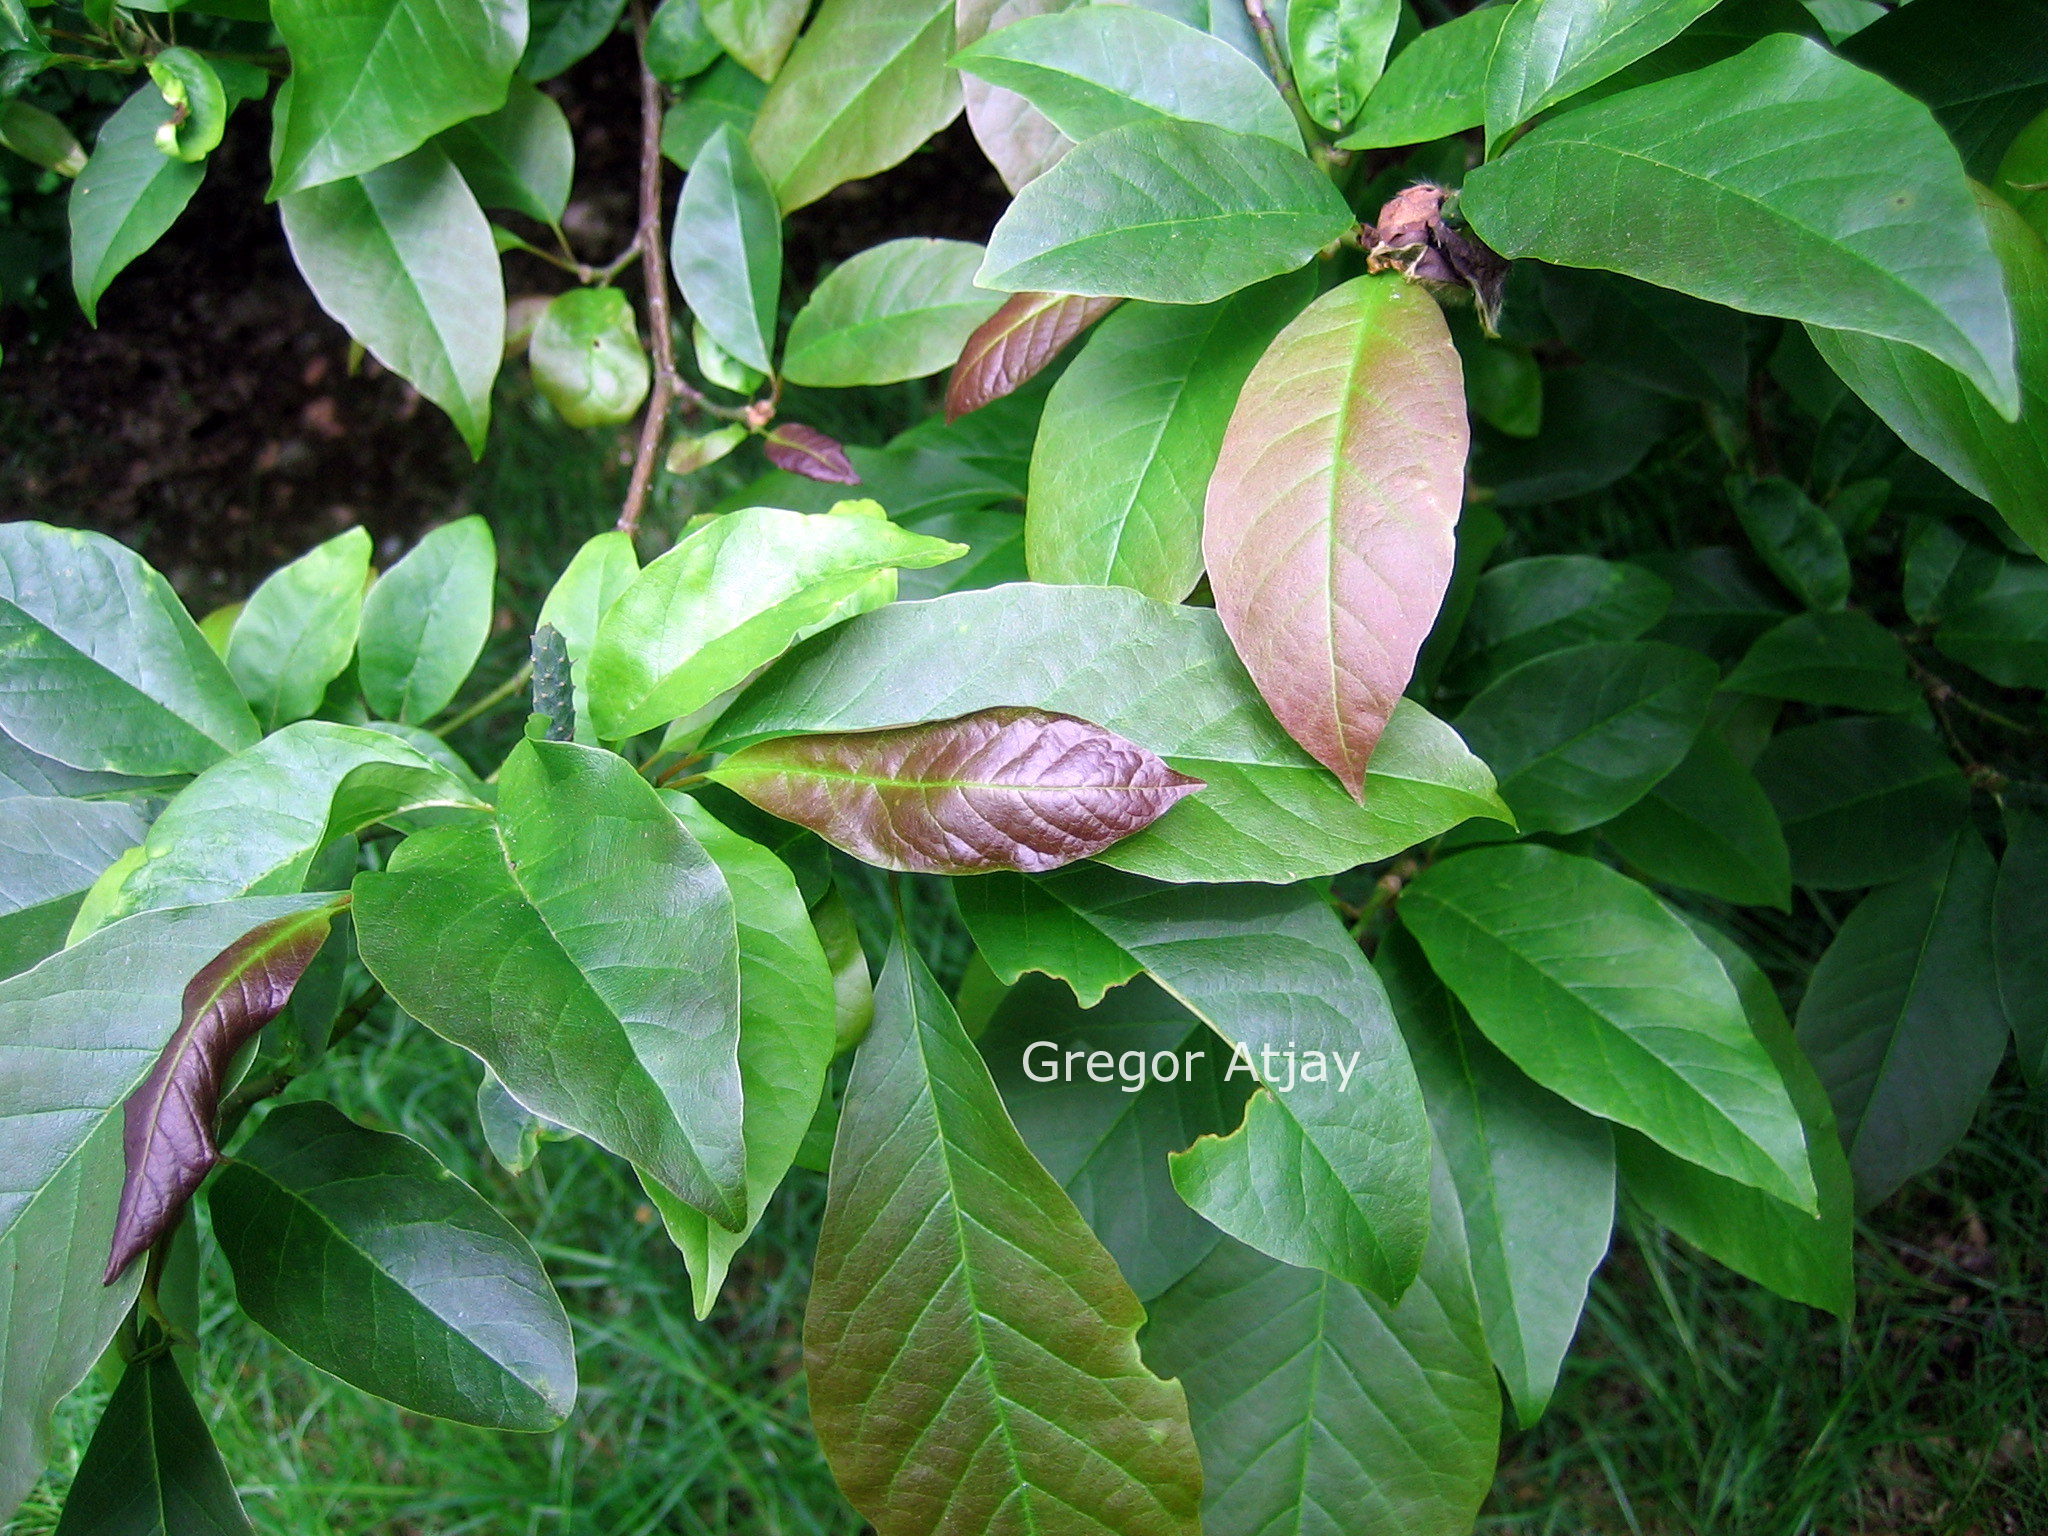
[671,122,782,374]
[357,515,498,724]
[1339,4,1509,149]
[224,526,371,733]
[1752,716,1970,889]
[782,237,1004,387]
[1485,0,1726,145]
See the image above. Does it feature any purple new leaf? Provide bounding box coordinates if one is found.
[946,292,1121,421]
[763,423,860,484]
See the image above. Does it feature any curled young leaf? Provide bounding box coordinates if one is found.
[763,422,861,483]
[945,290,1119,421]
[148,48,228,163]
[707,706,1204,874]
[103,897,345,1282]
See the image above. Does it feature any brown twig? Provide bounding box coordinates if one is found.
[618,0,686,539]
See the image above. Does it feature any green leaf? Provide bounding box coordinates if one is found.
[670,122,781,374]
[1618,917,1856,1318]
[1289,0,1401,131]
[703,0,809,80]
[1470,367,1672,506]
[1537,265,1750,405]
[1796,830,2005,1208]
[1640,544,1789,660]
[1447,555,1672,692]
[643,798,834,1317]
[804,930,1204,1535]
[1461,34,2020,418]
[587,507,963,739]
[356,739,747,1225]
[1729,475,1851,611]
[53,1351,252,1536]
[1142,1165,1500,1536]
[280,146,503,456]
[1753,716,1970,890]
[69,85,204,324]
[662,56,769,167]
[1337,4,1509,150]
[1204,273,1470,797]
[1486,0,1725,146]
[358,515,498,724]
[953,5,1298,145]
[710,584,1510,883]
[271,0,526,196]
[1413,502,1507,698]
[1838,0,2048,178]
[1378,925,1613,1429]
[1999,805,2048,1083]
[1602,730,1792,908]
[224,525,371,732]
[978,119,1356,303]
[1903,517,2004,624]
[894,509,1027,598]
[1935,561,2048,688]
[1809,187,2048,562]
[1453,640,1717,834]
[782,238,1003,387]
[0,523,258,776]
[520,0,626,80]
[645,0,722,82]
[529,287,651,428]
[440,77,573,224]
[1724,609,1919,711]
[0,795,152,916]
[1026,270,1312,601]
[955,869,1142,1008]
[1403,843,1817,1210]
[748,0,960,212]
[958,867,1435,1298]
[210,1100,575,1428]
[536,531,639,747]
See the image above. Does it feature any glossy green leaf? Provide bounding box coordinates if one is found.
[1839,0,2048,178]
[1729,475,1850,611]
[1413,502,1507,699]
[1142,1165,1499,1536]
[954,5,1297,145]
[703,0,809,80]
[1378,926,1613,1428]
[1486,0,1724,145]
[671,122,781,374]
[53,1350,252,1536]
[662,56,770,167]
[358,515,497,725]
[711,584,1510,883]
[69,85,204,325]
[1618,917,1856,1317]
[0,795,152,916]
[1403,843,1817,1210]
[1026,270,1312,601]
[1447,555,1672,692]
[211,1101,575,1428]
[748,0,960,211]
[0,524,257,776]
[1461,35,2020,418]
[518,0,624,79]
[536,531,639,748]
[804,931,1204,1536]
[441,77,573,224]
[958,867,1434,1298]
[1205,273,1469,798]
[894,510,1027,598]
[587,506,965,739]
[1796,830,2005,1208]
[1999,805,2048,1083]
[355,740,747,1225]
[955,868,1141,1008]
[978,119,1355,303]
[1338,5,1509,150]
[783,238,1003,387]
[953,0,1071,192]
[1453,640,1717,834]
[280,146,503,456]
[529,287,651,428]
[1753,716,1970,889]
[1602,730,1792,908]
[645,0,722,82]
[1289,0,1400,131]
[1724,610,1918,711]
[224,526,370,732]
[1470,367,1672,506]
[1936,562,2048,688]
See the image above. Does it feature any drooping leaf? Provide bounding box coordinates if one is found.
[1453,640,1717,834]
[280,146,503,456]
[358,515,498,725]
[1936,561,2048,688]
[1337,4,1509,149]
[1753,716,1971,889]
[210,1101,576,1428]
[782,238,1004,387]
[946,290,1118,421]
[1204,273,1466,797]
[1602,729,1792,908]
[711,584,1510,883]
[440,77,574,224]
[1403,843,1818,1210]
[355,739,747,1226]
[1460,34,2020,418]
[0,524,258,776]
[69,85,205,325]
[1028,270,1312,601]
[1729,475,1851,611]
[53,1351,253,1536]
[748,0,961,211]
[762,423,860,482]
[1999,805,2048,1083]
[953,5,1297,145]
[704,0,810,80]
[1796,830,2005,1208]
[1486,0,1725,146]
[271,0,526,196]
[529,287,652,428]
[224,526,371,732]
[1377,926,1613,1429]
[0,796,153,918]
[671,122,782,374]
[1446,555,1671,692]
[1640,544,1790,660]
[978,119,1355,303]
[586,506,965,739]
[804,931,1204,1536]
[1838,0,2048,177]
[103,899,343,1281]
[1289,0,1402,131]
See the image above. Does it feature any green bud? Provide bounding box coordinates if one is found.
[0,100,84,177]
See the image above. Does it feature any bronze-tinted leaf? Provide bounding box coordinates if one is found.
[1204,272,1468,799]
[103,898,344,1282]
[946,291,1121,421]
[762,422,861,484]
[706,706,1203,874]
